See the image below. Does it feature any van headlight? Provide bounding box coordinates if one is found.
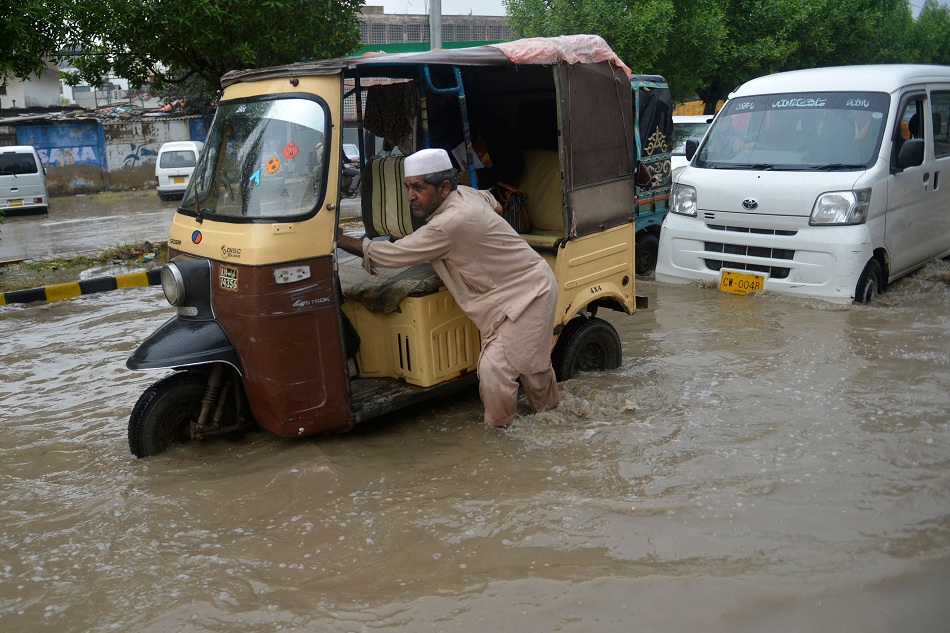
[161,263,186,306]
[810,189,870,225]
[670,183,698,217]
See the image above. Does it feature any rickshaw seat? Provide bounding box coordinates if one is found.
[361,156,420,239]
[515,149,564,248]
[338,257,443,313]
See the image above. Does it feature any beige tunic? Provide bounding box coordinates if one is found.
[362,186,557,373]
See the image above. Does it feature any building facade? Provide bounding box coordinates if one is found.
[358,6,513,51]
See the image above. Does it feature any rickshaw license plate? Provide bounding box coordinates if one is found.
[9,199,23,206]
[719,269,765,295]
[173,176,185,184]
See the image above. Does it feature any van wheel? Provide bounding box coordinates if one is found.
[855,259,883,304]
[635,233,659,274]
[128,371,207,458]
[552,317,622,381]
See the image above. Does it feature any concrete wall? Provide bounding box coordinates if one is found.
[6,117,210,195]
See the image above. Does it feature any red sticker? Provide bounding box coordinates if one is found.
[283,142,299,159]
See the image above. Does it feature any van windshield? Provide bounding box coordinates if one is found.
[182,97,330,221]
[695,92,890,171]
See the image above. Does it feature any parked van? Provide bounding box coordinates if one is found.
[155,141,203,201]
[0,145,49,216]
[656,64,950,304]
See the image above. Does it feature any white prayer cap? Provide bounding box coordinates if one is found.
[404,148,453,177]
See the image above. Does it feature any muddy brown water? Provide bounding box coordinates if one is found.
[1,262,949,632]
[0,192,177,263]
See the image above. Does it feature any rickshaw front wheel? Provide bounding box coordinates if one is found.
[128,371,208,458]
[552,317,623,381]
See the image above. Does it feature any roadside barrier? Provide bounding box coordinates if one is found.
[0,269,161,306]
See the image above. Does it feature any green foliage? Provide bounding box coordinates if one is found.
[2,0,364,107]
[915,0,950,64]
[505,0,726,103]
[0,0,68,84]
[506,0,950,113]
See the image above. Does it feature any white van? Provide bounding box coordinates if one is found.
[0,145,49,216]
[155,141,203,201]
[656,65,950,304]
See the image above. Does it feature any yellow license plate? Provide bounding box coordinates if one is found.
[9,199,23,207]
[719,269,765,295]
[173,176,186,184]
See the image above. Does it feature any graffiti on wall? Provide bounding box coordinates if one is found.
[38,146,101,166]
[122,144,159,168]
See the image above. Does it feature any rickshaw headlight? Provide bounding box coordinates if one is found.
[670,183,698,217]
[161,263,186,306]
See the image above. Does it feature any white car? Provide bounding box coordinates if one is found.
[671,115,712,178]
[155,141,204,201]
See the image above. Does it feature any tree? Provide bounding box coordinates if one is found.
[2,1,364,110]
[914,0,950,64]
[504,0,726,104]
[0,0,70,83]
[505,0,928,114]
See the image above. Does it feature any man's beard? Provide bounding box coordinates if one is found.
[410,198,439,219]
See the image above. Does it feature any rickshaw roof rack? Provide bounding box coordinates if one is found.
[221,35,630,87]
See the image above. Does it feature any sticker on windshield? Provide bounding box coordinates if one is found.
[249,169,261,186]
[265,156,281,174]
[771,97,827,108]
[282,142,299,159]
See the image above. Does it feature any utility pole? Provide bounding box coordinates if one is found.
[429,0,442,50]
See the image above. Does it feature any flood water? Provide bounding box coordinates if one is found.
[1,262,949,632]
[0,192,177,262]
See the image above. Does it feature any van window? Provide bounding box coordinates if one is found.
[159,150,198,169]
[933,90,950,159]
[0,153,39,176]
[182,96,330,221]
[695,91,890,171]
[892,97,927,167]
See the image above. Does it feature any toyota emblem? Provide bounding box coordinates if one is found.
[742,198,758,210]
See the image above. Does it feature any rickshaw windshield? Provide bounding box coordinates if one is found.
[695,91,890,171]
[181,97,330,221]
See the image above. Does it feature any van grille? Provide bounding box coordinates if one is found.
[704,258,791,279]
[707,224,797,237]
[704,242,795,261]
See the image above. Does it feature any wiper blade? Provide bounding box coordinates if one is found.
[725,163,775,171]
[807,163,865,171]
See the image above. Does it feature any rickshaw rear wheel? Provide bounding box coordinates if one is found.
[552,316,623,381]
[129,371,208,458]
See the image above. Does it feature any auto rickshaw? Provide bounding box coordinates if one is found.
[126,35,647,458]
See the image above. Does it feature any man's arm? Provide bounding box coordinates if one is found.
[336,229,365,257]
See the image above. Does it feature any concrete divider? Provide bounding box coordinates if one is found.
[1,269,161,306]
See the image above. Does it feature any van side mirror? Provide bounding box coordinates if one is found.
[685,138,699,160]
[897,138,924,170]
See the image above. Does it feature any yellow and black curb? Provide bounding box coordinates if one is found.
[1,269,161,306]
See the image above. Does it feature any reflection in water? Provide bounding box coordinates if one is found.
[1,262,949,632]
[0,192,175,261]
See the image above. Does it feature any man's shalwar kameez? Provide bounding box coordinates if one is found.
[360,185,560,425]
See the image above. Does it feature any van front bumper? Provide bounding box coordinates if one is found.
[655,212,874,304]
